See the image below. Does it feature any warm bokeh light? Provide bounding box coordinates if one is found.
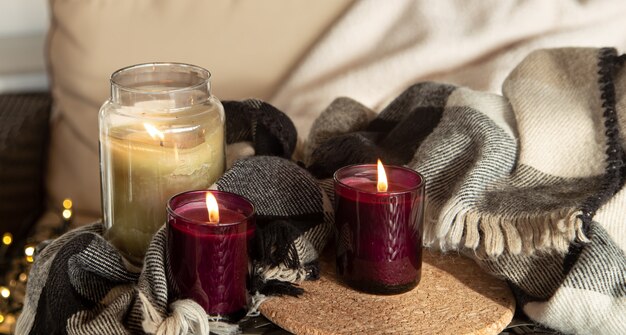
[143,123,165,140]
[206,192,220,223]
[0,286,10,299]
[0,313,4,324]
[2,233,12,246]
[18,273,28,282]
[377,159,388,192]
[24,246,35,257]
[26,255,34,263]
[62,209,72,219]
[62,198,73,209]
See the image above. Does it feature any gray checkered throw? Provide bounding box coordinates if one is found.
[15,100,333,335]
[306,47,626,335]
[16,48,626,335]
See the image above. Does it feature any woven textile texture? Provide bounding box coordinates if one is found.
[306,47,626,335]
[15,100,329,335]
[16,48,626,335]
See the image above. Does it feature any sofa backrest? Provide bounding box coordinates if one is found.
[45,0,353,220]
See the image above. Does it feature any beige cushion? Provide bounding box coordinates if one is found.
[46,0,353,219]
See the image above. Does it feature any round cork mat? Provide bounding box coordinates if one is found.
[259,251,515,335]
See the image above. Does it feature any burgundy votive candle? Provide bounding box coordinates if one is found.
[334,161,425,295]
[167,190,255,321]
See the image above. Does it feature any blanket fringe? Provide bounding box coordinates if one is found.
[139,292,211,335]
[258,263,308,283]
[247,292,267,317]
[424,199,588,257]
[207,317,240,335]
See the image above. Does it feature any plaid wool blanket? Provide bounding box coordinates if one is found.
[306,47,626,335]
[17,47,626,335]
[16,100,332,335]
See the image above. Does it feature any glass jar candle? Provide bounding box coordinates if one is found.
[334,163,425,295]
[167,190,255,321]
[99,63,225,264]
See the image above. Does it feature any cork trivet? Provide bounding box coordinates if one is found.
[260,251,515,335]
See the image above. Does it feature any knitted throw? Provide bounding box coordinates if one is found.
[17,48,626,335]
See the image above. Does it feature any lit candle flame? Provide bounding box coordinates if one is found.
[206,192,220,223]
[143,123,165,141]
[377,159,388,192]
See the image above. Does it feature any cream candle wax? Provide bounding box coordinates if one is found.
[99,64,225,264]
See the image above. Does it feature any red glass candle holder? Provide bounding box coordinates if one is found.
[334,164,425,295]
[167,190,255,321]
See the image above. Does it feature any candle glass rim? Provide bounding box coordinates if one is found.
[110,62,211,95]
[333,164,425,195]
[167,190,255,227]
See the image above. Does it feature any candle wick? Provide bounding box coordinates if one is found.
[160,141,164,147]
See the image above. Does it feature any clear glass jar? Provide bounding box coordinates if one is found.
[99,63,225,264]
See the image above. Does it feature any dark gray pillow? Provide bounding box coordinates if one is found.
[0,93,51,246]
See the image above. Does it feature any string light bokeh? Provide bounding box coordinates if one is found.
[0,198,73,333]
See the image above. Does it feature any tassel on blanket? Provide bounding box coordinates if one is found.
[139,292,212,335]
[215,156,334,296]
[423,200,585,257]
[254,220,303,269]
